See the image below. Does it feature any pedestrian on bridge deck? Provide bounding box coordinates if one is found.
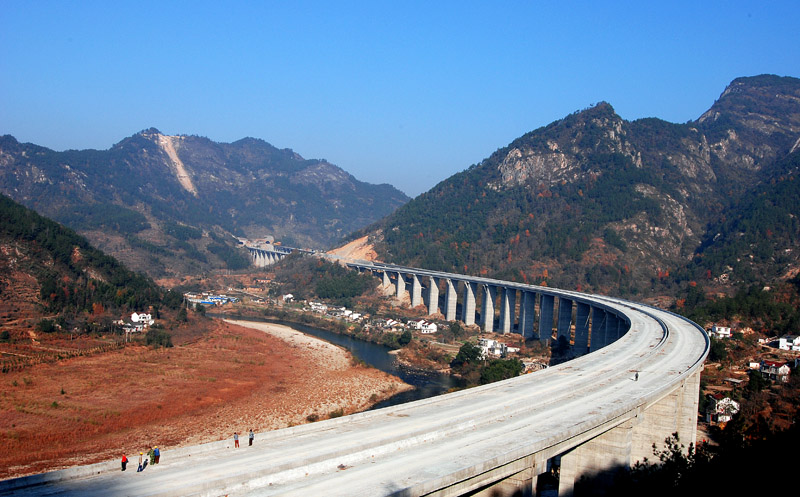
[249,429,254,446]
[234,432,239,448]
[154,446,160,464]
[121,454,127,471]
[137,452,143,472]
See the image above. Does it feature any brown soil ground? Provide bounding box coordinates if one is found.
[327,235,378,261]
[0,318,411,479]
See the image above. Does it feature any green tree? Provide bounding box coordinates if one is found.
[480,358,524,384]
[451,342,483,368]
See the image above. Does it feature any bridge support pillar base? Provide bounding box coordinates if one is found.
[558,420,633,496]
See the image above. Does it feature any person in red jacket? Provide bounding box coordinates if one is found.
[121,454,128,471]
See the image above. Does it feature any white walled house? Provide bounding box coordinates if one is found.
[778,335,800,351]
[711,325,732,339]
[761,360,791,382]
[706,395,740,424]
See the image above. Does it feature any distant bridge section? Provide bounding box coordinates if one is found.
[245,243,313,267]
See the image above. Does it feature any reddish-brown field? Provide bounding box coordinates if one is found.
[0,318,410,479]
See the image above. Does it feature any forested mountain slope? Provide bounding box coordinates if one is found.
[0,194,176,338]
[0,130,408,276]
[351,75,800,298]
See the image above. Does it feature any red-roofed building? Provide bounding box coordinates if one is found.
[760,360,790,383]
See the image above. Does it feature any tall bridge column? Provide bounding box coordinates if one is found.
[538,294,555,344]
[559,420,634,495]
[410,274,423,308]
[574,302,590,353]
[606,313,620,344]
[631,368,702,464]
[557,298,573,343]
[499,288,516,335]
[444,279,458,321]
[519,291,536,338]
[382,270,391,289]
[426,276,440,316]
[462,282,477,326]
[590,308,607,351]
[395,272,406,300]
[482,285,497,333]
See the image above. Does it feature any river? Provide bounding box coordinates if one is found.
[222,315,465,409]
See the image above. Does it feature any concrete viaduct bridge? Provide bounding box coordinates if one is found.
[246,244,312,267]
[2,261,709,497]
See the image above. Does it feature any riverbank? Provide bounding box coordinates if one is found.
[0,317,411,480]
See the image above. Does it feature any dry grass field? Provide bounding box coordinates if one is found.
[0,317,410,479]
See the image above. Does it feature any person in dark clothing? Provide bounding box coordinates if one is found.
[249,429,254,446]
[154,446,160,464]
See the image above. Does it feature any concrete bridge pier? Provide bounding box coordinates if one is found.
[410,274,423,308]
[395,272,406,300]
[445,278,458,321]
[574,302,590,353]
[382,270,391,289]
[590,307,607,352]
[498,288,516,334]
[519,291,536,338]
[482,285,497,332]
[538,294,555,345]
[630,369,702,463]
[558,420,635,496]
[461,282,478,326]
[557,298,573,344]
[427,276,440,316]
[469,454,542,497]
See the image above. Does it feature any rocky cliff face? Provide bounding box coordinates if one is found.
[0,130,409,276]
[358,75,800,296]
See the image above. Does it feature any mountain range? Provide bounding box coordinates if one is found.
[348,75,800,297]
[0,130,409,276]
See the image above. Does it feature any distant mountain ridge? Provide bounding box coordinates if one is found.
[352,74,800,297]
[0,129,409,276]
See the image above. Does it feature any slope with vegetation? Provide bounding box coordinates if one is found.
[0,129,408,276]
[0,194,183,371]
[351,75,800,301]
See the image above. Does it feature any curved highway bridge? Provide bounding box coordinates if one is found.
[1,261,708,497]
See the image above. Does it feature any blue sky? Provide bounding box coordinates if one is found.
[1,1,798,196]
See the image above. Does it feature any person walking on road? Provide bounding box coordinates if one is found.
[154,446,160,464]
[121,454,128,471]
[635,371,639,381]
[249,429,254,446]
[148,446,155,466]
[137,452,144,472]
[234,432,240,448]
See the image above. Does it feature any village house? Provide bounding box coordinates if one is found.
[711,325,732,339]
[407,319,438,334]
[478,338,520,359]
[760,360,791,383]
[308,301,328,313]
[777,334,800,351]
[705,394,740,424]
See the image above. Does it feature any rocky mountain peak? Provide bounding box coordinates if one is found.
[693,75,800,176]
[493,102,634,189]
